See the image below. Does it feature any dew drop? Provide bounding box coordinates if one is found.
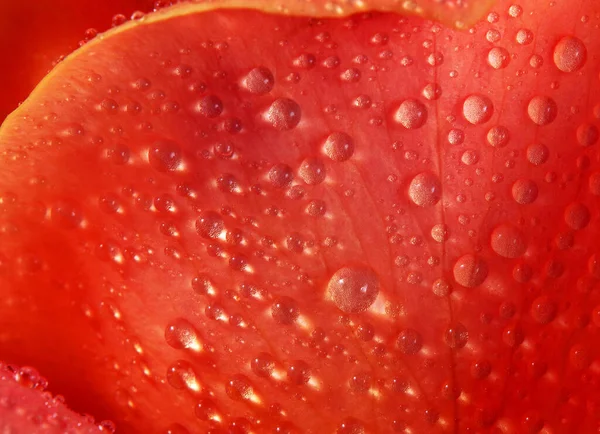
[196,211,224,239]
[408,172,442,207]
[397,329,423,355]
[527,96,557,125]
[194,95,223,118]
[512,179,538,204]
[268,164,294,189]
[195,398,219,421]
[463,95,494,125]
[251,352,275,378]
[272,296,299,325]
[515,29,534,45]
[487,47,510,69]
[266,98,301,130]
[323,132,355,162]
[287,360,311,385]
[51,201,83,229]
[337,418,365,434]
[226,374,254,401]
[589,172,600,195]
[577,123,599,147]
[564,202,590,230]
[486,126,510,147]
[444,323,468,349]
[490,224,526,258]
[422,83,442,100]
[242,66,274,94]
[164,318,202,351]
[166,360,201,392]
[327,266,380,313]
[530,296,557,324]
[148,140,182,172]
[553,36,587,72]
[306,199,327,217]
[432,278,452,297]
[393,99,428,129]
[453,254,488,287]
[298,157,326,185]
[431,224,449,243]
[526,143,549,165]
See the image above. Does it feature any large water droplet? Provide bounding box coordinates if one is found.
[453,254,488,287]
[397,329,423,355]
[512,179,538,204]
[196,211,224,239]
[266,98,301,130]
[553,36,587,72]
[148,140,182,172]
[268,163,294,189]
[299,157,326,185]
[164,318,202,351]
[327,266,380,313]
[323,132,355,162]
[272,296,299,325]
[242,66,275,94]
[394,99,428,129]
[463,95,494,125]
[408,172,442,207]
[527,96,557,125]
[490,224,526,258]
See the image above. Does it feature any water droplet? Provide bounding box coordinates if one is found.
[422,83,442,100]
[432,278,452,296]
[444,323,468,349]
[431,224,449,243]
[287,360,311,385]
[502,325,524,347]
[397,329,423,355]
[471,360,492,379]
[589,172,600,195]
[463,95,494,125]
[527,143,549,165]
[51,201,83,229]
[487,47,510,69]
[408,172,442,207]
[512,179,538,204]
[251,352,276,378]
[306,199,327,217]
[553,36,587,72]
[196,211,224,239]
[486,126,510,147]
[531,296,557,324]
[515,29,534,45]
[394,99,428,129]
[226,374,254,401]
[298,157,326,185]
[508,4,523,17]
[323,132,355,162]
[327,266,380,313]
[461,149,479,165]
[490,224,526,258]
[268,164,294,189]
[453,254,488,287]
[272,296,299,325]
[242,66,274,94]
[527,96,557,125]
[564,202,590,230]
[164,318,202,351]
[577,123,599,146]
[148,140,182,172]
[194,95,223,118]
[337,418,365,434]
[166,360,201,392]
[195,398,219,421]
[266,98,301,130]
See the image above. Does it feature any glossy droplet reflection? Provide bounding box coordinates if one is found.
[408,172,442,207]
[394,99,428,129]
[527,96,557,126]
[327,266,380,313]
[453,254,488,288]
[266,98,301,130]
[490,224,526,258]
[553,36,587,72]
[462,95,494,125]
[164,318,202,351]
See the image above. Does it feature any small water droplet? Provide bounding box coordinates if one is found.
[487,47,510,69]
[166,360,201,392]
[526,144,549,165]
[553,36,587,72]
[287,360,311,385]
[272,296,299,325]
[515,29,534,45]
[251,352,276,378]
[444,323,469,349]
[298,157,326,185]
[196,211,224,239]
[531,296,557,324]
[327,266,380,313]
[408,172,442,207]
[487,126,510,147]
[226,374,254,401]
[564,202,590,230]
[577,123,599,146]
[194,95,223,118]
[268,164,294,189]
